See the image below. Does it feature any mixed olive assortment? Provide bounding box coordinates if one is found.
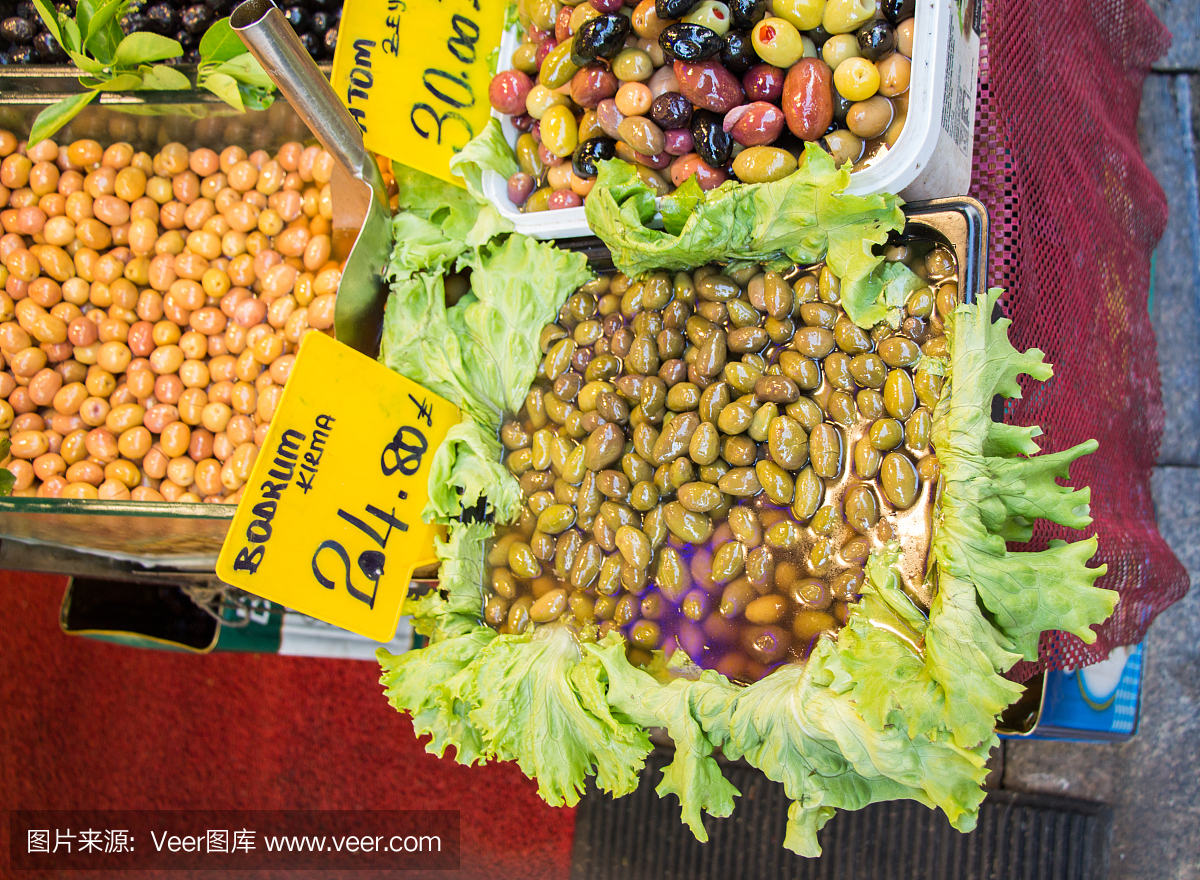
[483,242,959,683]
[0,130,345,502]
[490,0,917,211]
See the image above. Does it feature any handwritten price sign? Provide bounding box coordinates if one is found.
[330,0,507,186]
[216,333,461,642]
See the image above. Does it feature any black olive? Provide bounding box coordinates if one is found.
[144,3,178,34]
[773,130,805,156]
[33,30,65,59]
[182,47,200,62]
[655,0,698,21]
[182,3,213,33]
[650,91,693,129]
[7,42,33,62]
[807,23,832,47]
[14,0,33,19]
[880,0,914,25]
[311,11,328,32]
[856,19,894,62]
[0,16,35,43]
[690,111,731,167]
[296,29,316,55]
[831,90,852,124]
[323,24,338,55]
[658,22,721,63]
[720,30,756,74]
[573,136,617,178]
[173,28,197,50]
[281,4,305,30]
[120,11,146,31]
[726,0,762,30]
[571,14,629,65]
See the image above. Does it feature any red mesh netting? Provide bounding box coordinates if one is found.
[968,0,1190,679]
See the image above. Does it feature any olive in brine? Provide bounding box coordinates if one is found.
[856,19,895,61]
[573,137,618,178]
[721,30,758,74]
[657,0,701,20]
[880,0,914,25]
[844,483,880,533]
[880,451,919,508]
[809,423,843,479]
[651,91,695,130]
[690,110,734,166]
[572,14,632,64]
[659,22,724,62]
[792,465,823,520]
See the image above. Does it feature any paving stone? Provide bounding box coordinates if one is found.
[1147,0,1200,72]
[1139,74,1200,465]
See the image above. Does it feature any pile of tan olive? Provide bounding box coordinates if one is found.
[485,243,958,683]
[0,131,346,502]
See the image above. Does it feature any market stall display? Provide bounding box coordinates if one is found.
[376,147,1115,855]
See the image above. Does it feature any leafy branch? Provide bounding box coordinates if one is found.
[195,17,276,112]
[28,0,275,144]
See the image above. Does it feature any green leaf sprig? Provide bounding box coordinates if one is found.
[27,3,276,145]
[196,18,276,112]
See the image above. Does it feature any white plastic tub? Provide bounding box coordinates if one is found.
[481,0,980,238]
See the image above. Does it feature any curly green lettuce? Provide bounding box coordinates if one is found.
[377,136,1116,855]
[584,147,907,327]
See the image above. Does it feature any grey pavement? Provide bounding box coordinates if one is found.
[1001,18,1200,879]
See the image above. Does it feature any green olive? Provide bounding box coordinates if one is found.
[791,466,823,521]
[844,483,880,534]
[793,326,835,359]
[881,451,920,508]
[656,546,691,602]
[883,369,917,419]
[825,390,857,424]
[682,588,710,620]
[789,578,831,610]
[848,353,886,387]
[689,421,721,465]
[745,545,774,590]
[712,541,746,584]
[854,436,882,479]
[831,316,872,356]
[508,596,533,634]
[728,506,763,547]
[597,553,622,595]
[779,351,821,389]
[508,541,541,578]
[905,407,933,453]
[914,369,944,409]
[571,541,602,589]
[756,460,795,505]
[767,415,808,470]
[869,418,903,450]
[531,588,569,622]
[717,401,755,435]
[677,481,723,512]
[664,502,713,543]
[718,466,762,497]
[765,519,803,550]
[747,402,777,442]
[786,397,824,431]
[906,286,934,318]
[536,503,577,534]
[653,411,699,465]
[745,594,787,625]
[733,146,798,184]
[724,361,762,394]
[719,576,755,618]
[878,335,922,368]
[699,381,732,423]
[808,424,843,479]
[539,41,581,89]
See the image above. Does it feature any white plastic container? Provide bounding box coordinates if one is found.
[481,0,980,238]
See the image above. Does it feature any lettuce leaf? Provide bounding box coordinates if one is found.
[380,143,1117,855]
[447,117,519,205]
[584,146,905,326]
[381,208,590,435]
[459,628,652,807]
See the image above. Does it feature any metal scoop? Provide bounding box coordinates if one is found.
[232,0,392,358]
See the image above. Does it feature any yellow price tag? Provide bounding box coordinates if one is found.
[217,333,461,642]
[330,0,508,186]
